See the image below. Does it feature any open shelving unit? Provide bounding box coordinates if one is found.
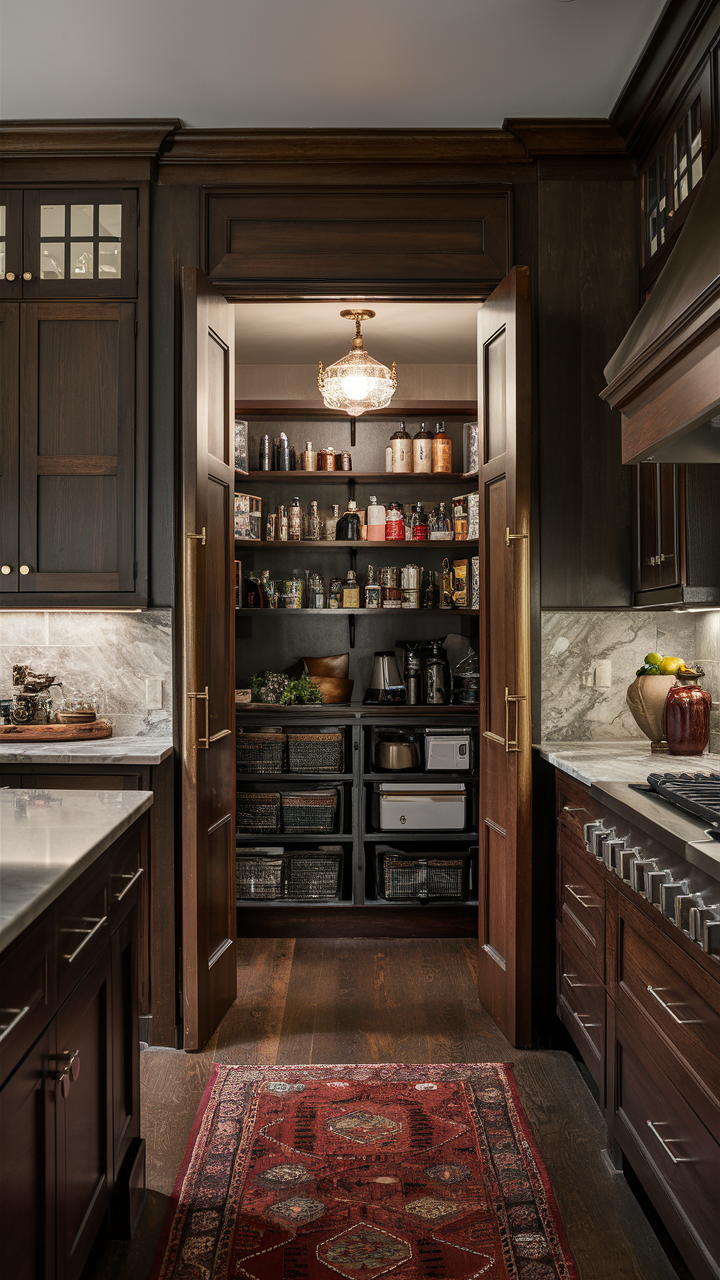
[235,409,479,937]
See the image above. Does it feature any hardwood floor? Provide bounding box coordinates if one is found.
[83,938,684,1280]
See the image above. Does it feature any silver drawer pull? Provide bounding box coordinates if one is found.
[562,805,585,812]
[573,1011,601,1029]
[563,973,593,989]
[0,1005,30,1044]
[113,866,144,901]
[565,884,600,910]
[62,915,108,963]
[647,1120,695,1164]
[647,985,703,1026]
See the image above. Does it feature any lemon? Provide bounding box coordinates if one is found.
[658,656,683,675]
[645,652,662,666]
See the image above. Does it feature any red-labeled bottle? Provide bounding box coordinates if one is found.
[385,502,405,541]
[664,671,711,755]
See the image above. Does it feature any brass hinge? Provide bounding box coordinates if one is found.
[186,527,206,545]
[505,528,528,546]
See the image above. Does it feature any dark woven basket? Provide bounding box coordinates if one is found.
[236,791,281,834]
[375,850,468,901]
[236,852,284,899]
[285,848,343,900]
[281,789,337,833]
[287,732,344,773]
[237,732,286,774]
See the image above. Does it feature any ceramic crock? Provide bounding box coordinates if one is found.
[664,679,711,755]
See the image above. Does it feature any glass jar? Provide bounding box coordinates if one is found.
[432,421,452,473]
[307,500,321,541]
[410,502,428,540]
[412,421,433,474]
[324,503,341,541]
[384,502,405,541]
[288,497,302,541]
[390,423,412,473]
[341,570,361,609]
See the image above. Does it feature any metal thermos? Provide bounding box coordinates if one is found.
[403,643,423,705]
[260,435,271,470]
[423,640,451,705]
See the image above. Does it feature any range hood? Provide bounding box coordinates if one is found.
[601,148,720,465]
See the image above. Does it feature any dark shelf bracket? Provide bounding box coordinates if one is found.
[348,613,356,649]
[350,417,356,447]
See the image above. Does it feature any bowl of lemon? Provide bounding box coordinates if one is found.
[626,652,701,751]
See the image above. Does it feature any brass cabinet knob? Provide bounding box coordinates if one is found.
[19,565,30,575]
[5,272,15,281]
[1,565,11,575]
[22,272,32,281]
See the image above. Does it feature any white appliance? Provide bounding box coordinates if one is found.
[424,730,472,771]
[375,782,466,830]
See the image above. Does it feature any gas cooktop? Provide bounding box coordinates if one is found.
[630,772,720,840]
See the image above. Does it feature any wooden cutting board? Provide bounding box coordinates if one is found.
[0,721,113,741]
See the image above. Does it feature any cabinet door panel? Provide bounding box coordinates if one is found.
[0,1024,54,1280]
[111,907,140,1180]
[556,934,605,1096]
[55,946,112,1280]
[19,302,135,594]
[0,302,19,591]
[0,190,23,299]
[557,825,605,977]
[22,189,136,300]
[658,464,682,587]
[636,463,660,592]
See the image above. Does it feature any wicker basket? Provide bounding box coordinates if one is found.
[375,848,468,901]
[236,850,284,899]
[281,789,338,833]
[285,848,343,900]
[237,732,286,774]
[287,732,344,773]
[236,791,281,834]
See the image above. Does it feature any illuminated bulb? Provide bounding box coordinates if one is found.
[318,310,397,416]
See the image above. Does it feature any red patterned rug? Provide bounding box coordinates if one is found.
[152,1063,578,1280]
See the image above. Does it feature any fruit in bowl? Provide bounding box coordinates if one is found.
[626,651,695,750]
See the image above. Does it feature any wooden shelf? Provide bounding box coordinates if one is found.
[363,831,478,843]
[363,771,476,782]
[236,402,475,418]
[237,772,353,782]
[235,538,478,548]
[235,832,353,843]
[237,899,354,907]
[235,607,478,615]
[240,471,472,484]
[363,898,479,908]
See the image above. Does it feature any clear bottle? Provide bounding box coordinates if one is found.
[288,496,303,541]
[324,503,341,541]
[385,446,393,473]
[277,503,289,542]
[364,565,381,609]
[307,500,321,541]
[311,573,325,609]
[366,495,386,542]
[432,421,452,474]
[390,422,412,474]
[429,501,453,540]
[384,501,405,541]
[410,501,428,540]
[328,576,342,609]
[412,421,433,474]
[342,569,361,609]
[303,440,317,471]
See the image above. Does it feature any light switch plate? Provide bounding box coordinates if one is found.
[594,661,612,688]
[145,677,163,709]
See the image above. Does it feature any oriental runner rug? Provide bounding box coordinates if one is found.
[152,1063,578,1280]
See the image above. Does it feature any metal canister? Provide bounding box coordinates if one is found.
[317,449,327,470]
[260,434,271,470]
[323,447,337,471]
[401,564,421,590]
[340,451,352,471]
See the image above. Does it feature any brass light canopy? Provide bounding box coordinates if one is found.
[318,309,397,416]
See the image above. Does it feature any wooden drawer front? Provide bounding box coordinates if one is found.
[0,918,52,1086]
[557,936,605,1093]
[109,826,143,929]
[614,1010,720,1277]
[557,825,605,976]
[555,772,601,844]
[21,774,130,791]
[56,856,110,1004]
[617,898,720,1113]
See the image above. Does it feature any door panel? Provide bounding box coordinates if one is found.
[0,303,19,591]
[0,1024,55,1280]
[18,302,136,594]
[477,266,532,1047]
[180,267,237,1051]
[0,190,23,300]
[22,189,137,300]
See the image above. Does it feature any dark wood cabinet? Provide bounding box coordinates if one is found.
[0,1023,55,1280]
[0,299,144,604]
[633,462,720,607]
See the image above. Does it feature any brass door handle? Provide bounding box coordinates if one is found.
[22,272,32,281]
[505,687,526,753]
[5,272,15,282]
[188,686,209,749]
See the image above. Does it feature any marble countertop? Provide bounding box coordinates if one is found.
[0,788,153,953]
[0,736,173,766]
[536,741,720,787]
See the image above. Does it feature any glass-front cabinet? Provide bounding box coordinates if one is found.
[0,188,136,299]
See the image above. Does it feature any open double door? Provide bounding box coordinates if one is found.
[179,266,532,1051]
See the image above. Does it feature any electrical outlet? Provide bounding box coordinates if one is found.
[145,677,163,709]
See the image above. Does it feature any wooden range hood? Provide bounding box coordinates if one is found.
[601,147,720,465]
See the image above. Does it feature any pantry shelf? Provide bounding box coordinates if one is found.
[235,538,479,548]
[234,607,479,615]
[241,472,473,484]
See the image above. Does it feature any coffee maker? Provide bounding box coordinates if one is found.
[363,651,406,704]
[422,640,451,706]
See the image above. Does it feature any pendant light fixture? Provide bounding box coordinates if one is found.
[318,310,397,415]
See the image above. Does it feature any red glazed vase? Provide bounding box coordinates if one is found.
[664,683,711,755]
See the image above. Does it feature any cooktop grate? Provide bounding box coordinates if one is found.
[635,772,720,839]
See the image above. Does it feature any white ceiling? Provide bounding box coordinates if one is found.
[235,302,480,364]
[2,0,666,128]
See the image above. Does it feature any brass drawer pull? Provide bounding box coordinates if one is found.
[114,866,144,901]
[565,884,600,910]
[647,984,703,1026]
[62,915,108,963]
[0,1005,30,1044]
[647,1120,695,1164]
[573,1011,601,1029]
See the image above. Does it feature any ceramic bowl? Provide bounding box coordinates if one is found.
[626,673,677,745]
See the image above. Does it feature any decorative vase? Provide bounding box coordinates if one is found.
[664,673,711,755]
[625,674,678,750]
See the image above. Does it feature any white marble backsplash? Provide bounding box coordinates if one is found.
[541,609,720,752]
[0,610,172,738]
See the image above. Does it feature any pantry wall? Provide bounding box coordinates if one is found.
[232,300,482,939]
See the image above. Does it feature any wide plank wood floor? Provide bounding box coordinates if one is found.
[84,938,683,1280]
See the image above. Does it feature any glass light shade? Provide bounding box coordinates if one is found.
[318,311,397,415]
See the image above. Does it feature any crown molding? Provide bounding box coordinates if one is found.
[503,118,627,155]
[160,128,527,166]
[0,118,181,158]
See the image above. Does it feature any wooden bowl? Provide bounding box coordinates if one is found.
[302,654,350,678]
[309,676,354,704]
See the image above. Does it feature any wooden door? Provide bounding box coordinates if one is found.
[0,1024,55,1280]
[180,267,237,1051]
[22,189,136,299]
[477,266,532,1048]
[18,302,136,596]
[0,302,19,591]
[55,947,113,1280]
[0,190,23,299]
